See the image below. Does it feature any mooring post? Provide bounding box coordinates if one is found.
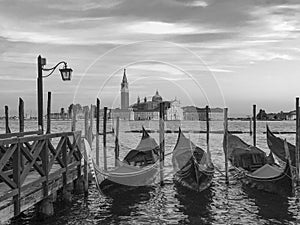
[253,104,256,147]
[249,116,252,136]
[295,97,300,185]
[19,98,24,133]
[103,107,108,171]
[46,92,51,134]
[89,104,94,145]
[5,105,11,133]
[159,102,165,186]
[96,98,100,166]
[71,104,77,132]
[19,98,25,169]
[38,134,53,216]
[206,106,212,166]
[114,117,120,166]
[83,107,89,193]
[224,108,229,185]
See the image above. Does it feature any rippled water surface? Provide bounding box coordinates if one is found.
[1,119,300,225]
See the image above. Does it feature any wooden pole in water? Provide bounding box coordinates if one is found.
[103,107,108,171]
[206,106,212,166]
[83,107,89,193]
[71,104,77,132]
[249,116,252,136]
[114,117,120,167]
[96,98,100,166]
[224,108,229,185]
[19,98,25,169]
[253,104,256,147]
[159,102,165,186]
[89,104,94,145]
[5,105,10,133]
[46,92,51,134]
[295,97,300,185]
[19,98,24,133]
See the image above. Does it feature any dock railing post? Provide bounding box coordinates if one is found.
[253,104,256,147]
[223,108,229,185]
[114,117,120,167]
[159,102,165,186]
[12,139,21,216]
[103,107,108,171]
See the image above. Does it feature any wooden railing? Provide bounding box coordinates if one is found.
[0,131,82,217]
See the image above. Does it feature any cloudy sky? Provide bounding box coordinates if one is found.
[1,0,300,116]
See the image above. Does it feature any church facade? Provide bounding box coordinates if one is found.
[111,69,183,120]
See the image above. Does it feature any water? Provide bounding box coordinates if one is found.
[1,119,300,224]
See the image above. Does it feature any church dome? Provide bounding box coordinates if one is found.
[152,90,162,102]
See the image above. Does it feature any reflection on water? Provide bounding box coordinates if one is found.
[244,187,296,224]
[1,120,299,224]
[174,184,213,224]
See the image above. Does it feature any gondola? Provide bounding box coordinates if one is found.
[266,125,296,166]
[225,133,292,196]
[172,128,214,192]
[85,127,161,197]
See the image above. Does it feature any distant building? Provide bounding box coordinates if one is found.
[111,69,133,120]
[131,91,173,120]
[287,110,296,120]
[182,106,223,121]
[166,99,183,120]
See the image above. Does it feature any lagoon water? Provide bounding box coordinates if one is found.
[1,119,300,225]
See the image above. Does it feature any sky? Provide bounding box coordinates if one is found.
[0,0,300,116]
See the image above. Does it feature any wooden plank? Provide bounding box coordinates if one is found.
[20,144,44,177]
[0,189,18,202]
[0,144,17,171]
[20,141,45,184]
[0,171,17,189]
[12,140,21,216]
[0,130,42,140]
[62,136,68,186]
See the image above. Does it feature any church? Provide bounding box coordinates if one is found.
[111,69,183,120]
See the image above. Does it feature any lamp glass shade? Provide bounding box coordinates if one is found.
[60,68,72,81]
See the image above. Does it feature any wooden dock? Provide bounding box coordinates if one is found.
[0,130,86,224]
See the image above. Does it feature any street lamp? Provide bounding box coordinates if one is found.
[37,55,73,132]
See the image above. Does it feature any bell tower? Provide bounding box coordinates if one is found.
[121,69,129,110]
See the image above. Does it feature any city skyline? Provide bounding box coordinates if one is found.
[0,0,300,117]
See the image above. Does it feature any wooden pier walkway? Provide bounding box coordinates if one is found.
[0,130,85,224]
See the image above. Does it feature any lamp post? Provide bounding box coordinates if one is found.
[37,55,72,132]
